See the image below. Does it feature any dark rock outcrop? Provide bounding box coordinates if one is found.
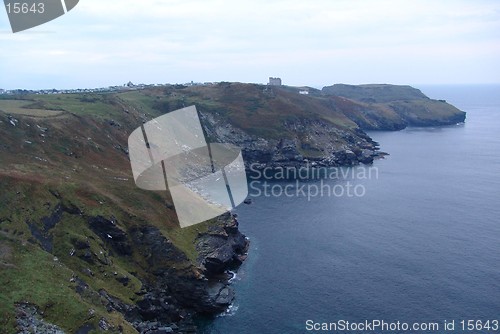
[200,109,380,169]
[16,303,66,334]
[88,216,132,256]
[125,216,248,324]
[196,213,249,277]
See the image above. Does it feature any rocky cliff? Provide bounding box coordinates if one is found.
[1,176,248,333]
[0,82,464,333]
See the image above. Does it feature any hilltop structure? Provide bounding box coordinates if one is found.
[268,77,282,86]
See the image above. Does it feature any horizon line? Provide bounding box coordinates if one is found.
[1,81,500,92]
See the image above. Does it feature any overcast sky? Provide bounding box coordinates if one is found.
[1,0,499,89]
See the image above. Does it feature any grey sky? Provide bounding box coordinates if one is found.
[1,0,499,89]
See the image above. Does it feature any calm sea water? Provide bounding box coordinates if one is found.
[199,85,500,333]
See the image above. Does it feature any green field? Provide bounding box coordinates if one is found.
[0,99,64,117]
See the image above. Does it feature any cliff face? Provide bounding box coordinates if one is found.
[199,109,378,168]
[122,82,384,167]
[121,82,464,168]
[0,82,464,333]
[0,96,248,333]
[0,181,248,334]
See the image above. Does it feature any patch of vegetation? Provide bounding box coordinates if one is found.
[31,93,124,120]
[0,99,64,117]
[0,179,142,333]
[52,215,142,302]
[0,238,94,333]
[323,84,429,103]
[166,220,212,263]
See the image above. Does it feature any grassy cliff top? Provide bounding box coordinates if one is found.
[322,83,429,103]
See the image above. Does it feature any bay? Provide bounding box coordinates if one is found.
[199,85,500,333]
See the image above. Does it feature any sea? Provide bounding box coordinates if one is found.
[198,85,500,334]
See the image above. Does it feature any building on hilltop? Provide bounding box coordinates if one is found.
[268,77,282,86]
